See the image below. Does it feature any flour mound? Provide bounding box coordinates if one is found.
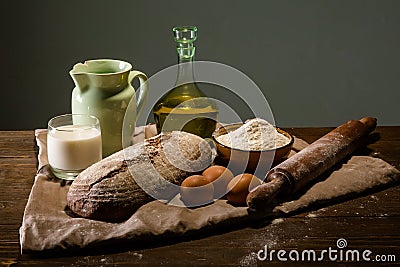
[216,118,290,151]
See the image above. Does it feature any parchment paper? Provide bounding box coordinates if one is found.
[19,127,400,252]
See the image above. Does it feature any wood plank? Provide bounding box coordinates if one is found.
[0,132,37,264]
[14,216,400,265]
[0,128,398,266]
[0,131,37,158]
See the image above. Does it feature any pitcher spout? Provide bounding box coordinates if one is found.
[70,62,90,92]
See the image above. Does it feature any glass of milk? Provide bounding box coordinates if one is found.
[47,114,102,180]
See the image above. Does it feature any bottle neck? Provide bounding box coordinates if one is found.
[176,44,195,85]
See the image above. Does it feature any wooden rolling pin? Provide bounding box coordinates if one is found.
[246,117,377,210]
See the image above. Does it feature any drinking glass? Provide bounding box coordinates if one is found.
[47,114,102,180]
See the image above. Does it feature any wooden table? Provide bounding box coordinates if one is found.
[0,127,399,266]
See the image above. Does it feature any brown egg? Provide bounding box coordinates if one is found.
[180,175,214,207]
[203,165,234,198]
[226,174,262,205]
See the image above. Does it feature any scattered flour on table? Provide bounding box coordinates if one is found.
[216,118,290,150]
[239,252,258,267]
[271,218,284,224]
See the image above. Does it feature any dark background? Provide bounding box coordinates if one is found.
[1,0,399,130]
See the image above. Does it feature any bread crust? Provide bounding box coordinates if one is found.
[67,131,212,222]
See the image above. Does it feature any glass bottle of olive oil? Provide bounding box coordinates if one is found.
[153,26,218,138]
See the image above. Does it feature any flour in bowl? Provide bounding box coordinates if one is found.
[216,118,290,150]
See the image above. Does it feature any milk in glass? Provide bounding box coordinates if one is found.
[47,114,102,180]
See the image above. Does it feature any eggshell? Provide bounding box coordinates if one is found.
[226,174,262,205]
[180,175,214,207]
[202,165,234,198]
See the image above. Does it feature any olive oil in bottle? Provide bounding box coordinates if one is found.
[153,26,218,138]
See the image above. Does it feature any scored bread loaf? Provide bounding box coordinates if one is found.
[67,131,213,222]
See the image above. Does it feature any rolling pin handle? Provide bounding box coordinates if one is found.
[246,171,292,210]
[360,117,377,132]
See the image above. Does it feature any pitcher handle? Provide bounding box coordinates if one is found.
[128,71,148,122]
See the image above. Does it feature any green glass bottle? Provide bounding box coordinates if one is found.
[153,26,218,138]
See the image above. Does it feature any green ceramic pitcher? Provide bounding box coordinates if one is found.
[71,59,148,157]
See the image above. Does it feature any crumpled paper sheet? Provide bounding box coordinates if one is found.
[19,127,400,252]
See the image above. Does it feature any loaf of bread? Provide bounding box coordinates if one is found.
[67,131,213,222]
